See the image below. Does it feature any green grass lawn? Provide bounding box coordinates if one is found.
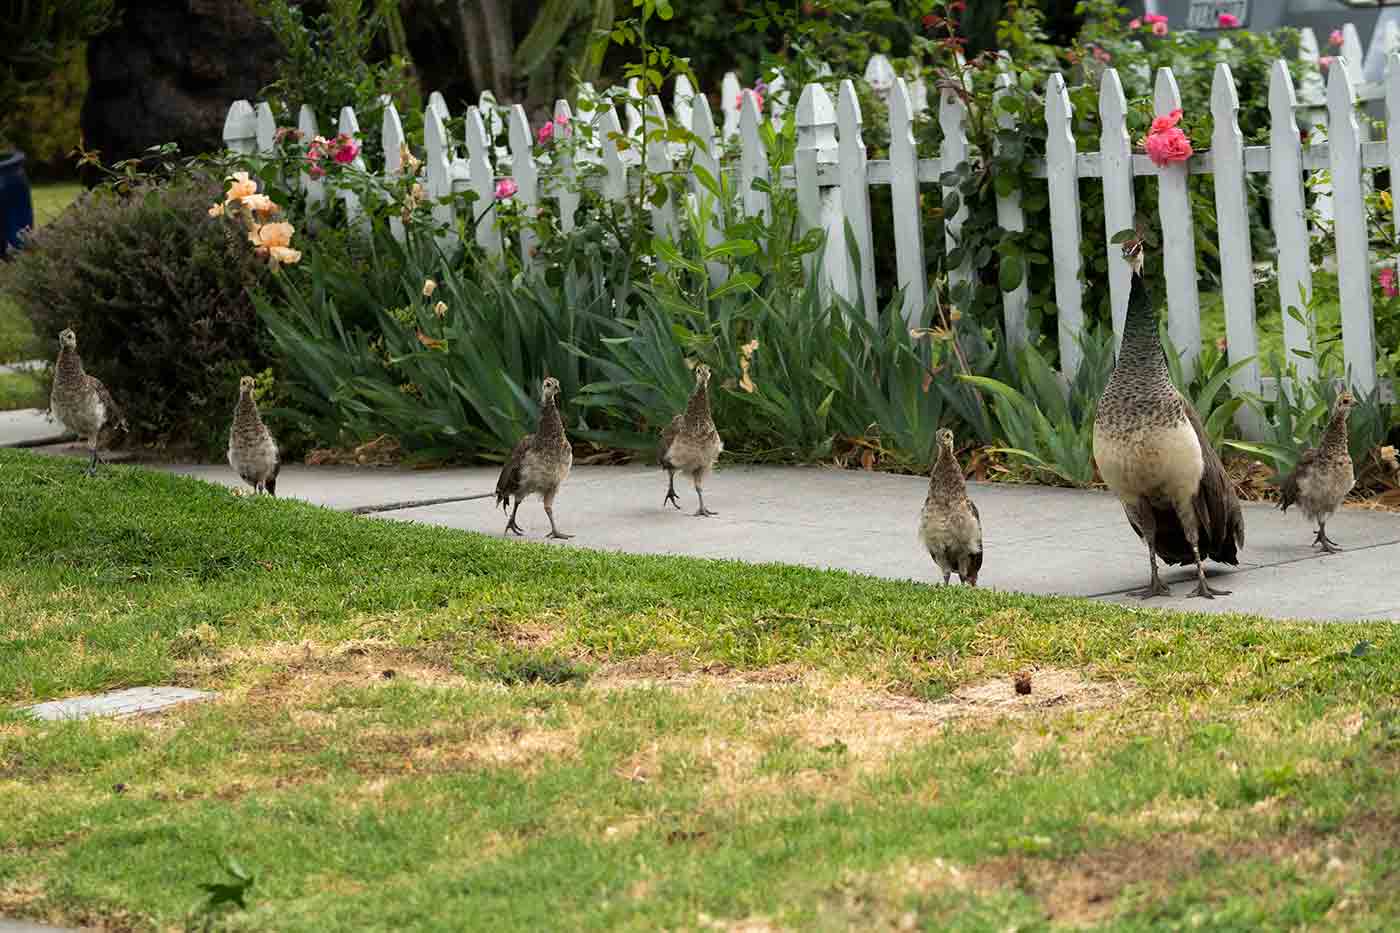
[1,450,1398,931]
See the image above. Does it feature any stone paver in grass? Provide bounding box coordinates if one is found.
[21,686,214,722]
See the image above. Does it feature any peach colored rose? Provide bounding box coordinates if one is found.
[241,193,278,215]
[226,171,257,201]
[208,203,225,217]
[1151,21,1168,37]
[268,245,301,267]
[249,221,295,250]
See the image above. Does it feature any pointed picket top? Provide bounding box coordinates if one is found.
[909,77,929,115]
[863,53,895,104]
[1297,27,1327,104]
[836,79,876,320]
[1210,62,1264,436]
[767,72,788,124]
[597,104,628,202]
[223,100,256,154]
[738,88,769,220]
[1387,52,1400,231]
[888,77,925,324]
[383,102,405,174]
[1327,54,1379,393]
[721,71,742,139]
[673,73,696,131]
[1044,71,1084,378]
[428,91,450,124]
[507,105,541,271]
[463,105,501,256]
[1267,59,1316,381]
[296,104,322,210]
[1098,68,1135,351]
[691,91,718,159]
[992,71,1028,350]
[1342,23,1365,86]
[1368,20,1400,80]
[254,102,277,153]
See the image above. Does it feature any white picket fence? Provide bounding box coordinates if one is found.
[224,25,1399,438]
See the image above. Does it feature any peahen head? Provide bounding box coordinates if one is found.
[239,375,256,398]
[693,363,712,387]
[1334,391,1356,419]
[58,328,77,350]
[936,427,955,453]
[541,376,561,404]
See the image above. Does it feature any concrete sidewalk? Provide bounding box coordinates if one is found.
[0,409,70,448]
[152,459,1400,622]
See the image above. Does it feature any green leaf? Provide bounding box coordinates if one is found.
[707,272,761,301]
[651,237,703,274]
[999,255,1024,292]
[702,238,759,261]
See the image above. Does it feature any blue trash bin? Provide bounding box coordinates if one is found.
[0,150,36,256]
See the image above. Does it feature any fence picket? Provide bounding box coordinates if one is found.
[337,107,369,235]
[837,80,877,321]
[721,72,742,139]
[863,53,895,107]
[255,102,277,154]
[673,74,696,133]
[598,104,629,202]
[796,83,841,297]
[428,91,449,124]
[644,96,678,248]
[383,101,407,243]
[297,105,325,211]
[689,92,726,288]
[939,83,972,298]
[424,103,456,248]
[1210,64,1264,438]
[738,90,769,221]
[993,73,1029,351]
[1342,24,1366,87]
[508,106,541,272]
[552,101,580,233]
[889,78,926,326]
[1044,72,1085,377]
[624,78,644,145]
[1268,61,1316,383]
[1387,53,1400,234]
[464,106,502,257]
[1328,58,1379,393]
[1098,68,1136,353]
[223,100,256,154]
[1153,68,1202,383]
[767,73,788,124]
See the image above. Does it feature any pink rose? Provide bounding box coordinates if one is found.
[333,140,360,164]
[495,177,518,200]
[1152,20,1168,37]
[1150,109,1183,134]
[1144,14,1167,25]
[1145,126,1193,167]
[1128,17,1141,29]
[1380,268,1398,298]
[736,90,764,111]
[1330,29,1344,47]
[536,121,554,145]
[308,163,326,180]
[1093,46,1111,63]
[1218,13,1240,29]
[1319,55,1334,71]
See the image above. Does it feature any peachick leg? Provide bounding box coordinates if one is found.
[663,468,682,510]
[544,492,573,540]
[504,499,526,536]
[693,472,717,517]
[1129,501,1172,599]
[1317,520,1343,553]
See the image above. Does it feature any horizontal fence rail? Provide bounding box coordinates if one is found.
[225,23,1400,439]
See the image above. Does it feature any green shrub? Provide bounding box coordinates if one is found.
[2,177,271,453]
